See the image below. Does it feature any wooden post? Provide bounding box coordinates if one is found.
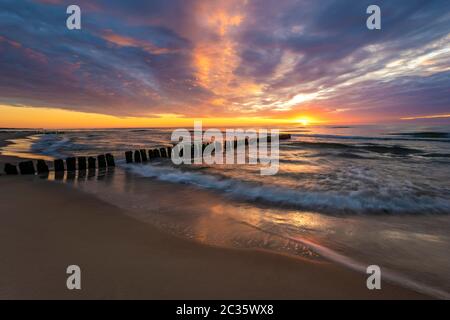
[140,149,148,162]
[154,148,161,157]
[191,144,195,159]
[4,163,18,175]
[36,160,49,174]
[97,154,107,168]
[106,153,115,167]
[88,157,96,169]
[66,157,76,171]
[160,148,167,158]
[19,161,35,175]
[125,151,133,163]
[54,159,65,172]
[148,149,153,159]
[77,157,87,171]
[167,146,172,159]
[134,150,142,163]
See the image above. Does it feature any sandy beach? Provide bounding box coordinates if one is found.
[0,134,430,299]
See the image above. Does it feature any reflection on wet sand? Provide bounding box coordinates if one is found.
[47,166,116,184]
[0,135,54,161]
[50,166,321,260]
[45,164,450,296]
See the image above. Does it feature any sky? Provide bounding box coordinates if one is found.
[0,0,449,128]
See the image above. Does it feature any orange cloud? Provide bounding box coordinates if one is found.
[401,114,450,120]
[101,30,174,55]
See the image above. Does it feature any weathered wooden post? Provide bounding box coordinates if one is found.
[125,151,133,163]
[154,148,161,157]
[148,149,154,159]
[279,133,291,140]
[167,146,172,159]
[88,156,96,169]
[36,160,49,174]
[66,171,76,180]
[4,163,18,175]
[54,159,65,172]
[77,156,87,171]
[66,157,76,171]
[140,149,148,162]
[97,154,107,168]
[134,150,142,163]
[106,153,115,167]
[191,144,195,159]
[19,161,35,175]
[160,148,167,158]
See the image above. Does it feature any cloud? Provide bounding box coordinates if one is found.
[0,0,448,121]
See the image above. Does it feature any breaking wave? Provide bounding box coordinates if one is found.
[122,163,450,215]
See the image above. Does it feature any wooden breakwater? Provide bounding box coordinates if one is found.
[2,153,116,176]
[124,133,291,164]
[2,133,291,175]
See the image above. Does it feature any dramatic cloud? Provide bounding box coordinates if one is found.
[0,0,449,121]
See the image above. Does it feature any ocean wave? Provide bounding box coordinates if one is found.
[291,133,450,143]
[421,153,450,158]
[31,134,98,158]
[388,131,450,139]
[288,141,423,155]
[31,134,71,158]
[122,163,450,215]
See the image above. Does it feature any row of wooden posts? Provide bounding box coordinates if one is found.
[3,153,115,176]
[125,147,172,163]
[123,140,248,164]
[2,133,292,175]
[124,133,292,164]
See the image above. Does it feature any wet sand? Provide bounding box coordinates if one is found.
[0,131,33,168]
[0,132,430,299]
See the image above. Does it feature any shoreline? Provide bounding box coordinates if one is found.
[0,131,36,169]
[0,132,433,299]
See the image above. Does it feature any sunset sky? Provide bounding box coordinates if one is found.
[0,0,449,128]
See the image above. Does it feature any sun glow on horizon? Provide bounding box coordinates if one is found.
[292,116,319,126]
[0,104,313,129]
[295,118,310,126]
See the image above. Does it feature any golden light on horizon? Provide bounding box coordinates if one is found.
[292,116,317,126]
[0,104,301,129]
[295,118,310,126]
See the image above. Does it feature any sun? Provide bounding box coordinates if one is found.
[294,117,311,126]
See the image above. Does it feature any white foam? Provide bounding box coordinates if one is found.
[121,163,450,215]
[31,134,71,158]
